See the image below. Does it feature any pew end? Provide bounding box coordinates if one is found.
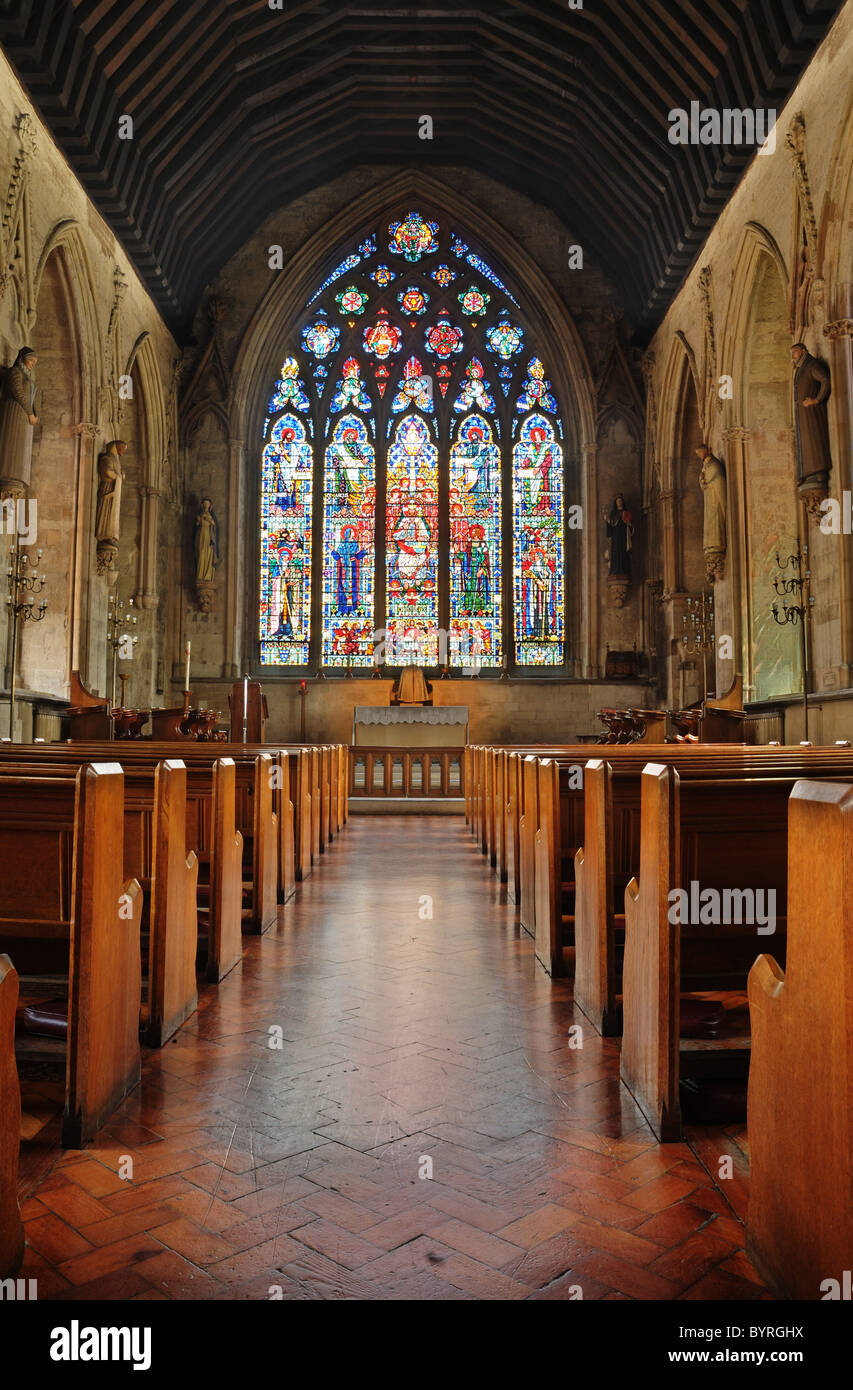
[746,779,853,1300]
[0,955,24,1277]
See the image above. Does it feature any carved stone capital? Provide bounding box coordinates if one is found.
[723,426,750,445]
[704,548,726,583]
[96,538,118,576]
[72,422,101,440]
[823,319,853,341]
[606,573,630,608]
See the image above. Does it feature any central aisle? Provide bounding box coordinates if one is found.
[23,816,766,1300]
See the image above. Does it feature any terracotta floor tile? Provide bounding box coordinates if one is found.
[19,817,770,1302]
[56,1231,168,1287]
[497,1203,581,1249]
[429,1218,523,1269]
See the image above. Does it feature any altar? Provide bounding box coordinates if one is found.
[353,705,468,748]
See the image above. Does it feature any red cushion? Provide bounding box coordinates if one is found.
[21,999,68,1039]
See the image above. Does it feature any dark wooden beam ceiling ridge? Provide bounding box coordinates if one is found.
[0,0,842,337]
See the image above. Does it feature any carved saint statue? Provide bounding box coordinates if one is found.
[696,444,727,582]
[95,440,127,575]
[791,343,831,516]
[194,498,219,583]
[604,495,634,577]
[0,346,38,497]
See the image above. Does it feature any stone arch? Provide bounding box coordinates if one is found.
[16,222,103,697]
[721,224,800,702]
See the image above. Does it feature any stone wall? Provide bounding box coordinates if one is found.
[643,1,853,728]
[0,47,179,721]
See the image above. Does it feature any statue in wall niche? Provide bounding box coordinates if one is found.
[193,497,219,612]
[603,494,634,607]
[791,343,832,519]
[95,440,127,575]
[696,444,727,583]
[0,346,38,499]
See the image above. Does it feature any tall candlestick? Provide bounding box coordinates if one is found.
[185,640,191,692]
[242,675,248,744]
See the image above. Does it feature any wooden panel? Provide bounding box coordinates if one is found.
[64,764,142,1148]
[574,759,619,1035]
[207,759,244,983]
[620,764,682,1143]
[145,761,199,1048]
[747,780,853,1300]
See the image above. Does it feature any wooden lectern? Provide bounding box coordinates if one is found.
[228,680,268,742]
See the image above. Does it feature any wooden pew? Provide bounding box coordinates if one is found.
[574,759,618,1034]
[0,763,141,1147]
[0,747,245,989]
[490,743,853,992]
[0,955,24,1276]
[619,763,791,1141]
[142,762,199,1045]
[747,780,853,1301]
[0,757,200,1048]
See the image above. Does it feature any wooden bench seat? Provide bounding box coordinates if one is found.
[0,763,141,1148]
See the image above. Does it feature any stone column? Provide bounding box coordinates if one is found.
[581,441,600,677]
[722,427,750,699]
[822,319,853,687]
[225,436,245,679]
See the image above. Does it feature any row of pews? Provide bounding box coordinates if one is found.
[0,738,348,1279]
[464,740,853,1301]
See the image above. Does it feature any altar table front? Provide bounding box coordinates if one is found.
[353,705,468,748]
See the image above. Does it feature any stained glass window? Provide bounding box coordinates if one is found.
[513,412,564,666]
[453,358,495,415]
[386,413,439,664]
[322,415,376,666]
[260,211,568,673]
[389,212,439,262]
[450,415,501,668]
[260,413,313,664]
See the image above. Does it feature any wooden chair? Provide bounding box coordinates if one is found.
[747,780,853,1300]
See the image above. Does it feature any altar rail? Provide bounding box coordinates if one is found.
[349,746,464,798]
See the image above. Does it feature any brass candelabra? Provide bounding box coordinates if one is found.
[681,591,715,700]
[771,545,814,742]
[5,542,47,740]
[107,593,138,707]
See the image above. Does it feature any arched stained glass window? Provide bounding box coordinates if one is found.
[259,211,568,672]
[386,413,439,663]
[513,413,564,666]
[322,414,375,665]
[259,413,313,664]
[450,414,501,667]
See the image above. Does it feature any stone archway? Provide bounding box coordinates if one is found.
[736,242,800,703]
[17,246,84,699]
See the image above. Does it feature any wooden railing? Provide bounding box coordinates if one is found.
[349,746,465,798]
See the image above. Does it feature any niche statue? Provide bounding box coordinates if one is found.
[194,497,219,612]
[603,494,634,607]
[696,444,727,582]
[791,343,831,518]
[0,347,38,499]
[95,440,127,575]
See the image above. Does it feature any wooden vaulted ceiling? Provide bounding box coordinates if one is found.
[0,0,845,339]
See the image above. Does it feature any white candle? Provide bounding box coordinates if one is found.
[185,640,191,692]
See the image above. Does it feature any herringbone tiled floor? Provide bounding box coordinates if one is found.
[19,816,769,1300]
